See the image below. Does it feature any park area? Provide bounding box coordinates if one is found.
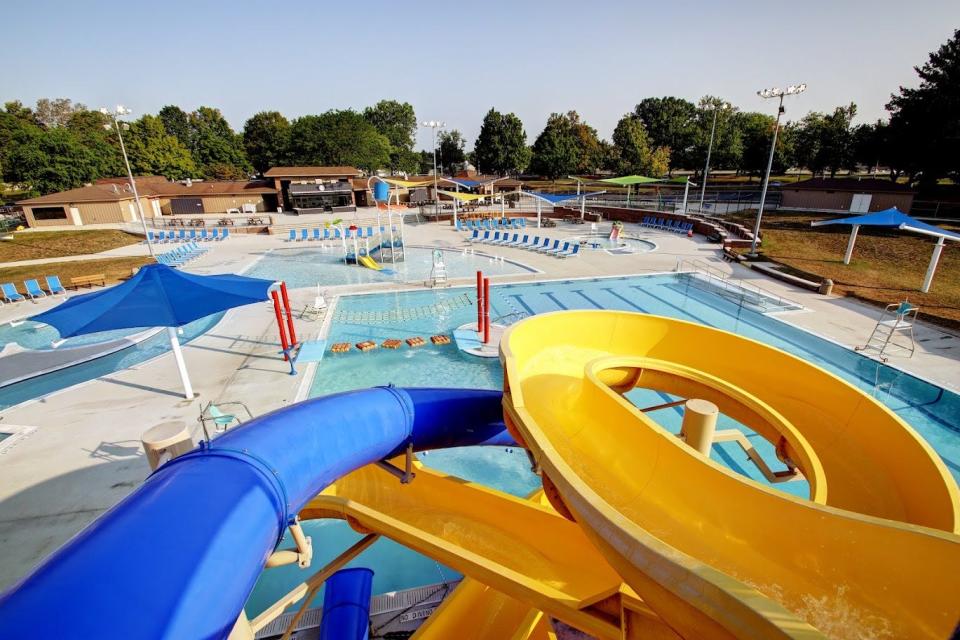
[0,229,141,262]
[736,213,960,329]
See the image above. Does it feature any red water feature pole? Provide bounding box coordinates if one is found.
[483,277,491,344]
[271,289,290,361]
[279,281,297,346]
[476,270,484,332]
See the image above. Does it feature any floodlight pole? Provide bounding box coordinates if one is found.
[421,120,445,217]
[104,106,156,258]
[748,84,806,257]
[698,105,723,213]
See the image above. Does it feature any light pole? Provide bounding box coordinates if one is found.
[421,120,445,217]
[698,101,730,213]
[748,84,806,257]
[101,105,156,258]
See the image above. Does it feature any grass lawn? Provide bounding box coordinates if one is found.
[733,214,960,330]
[0,230,142,263]
[0,257,154,295]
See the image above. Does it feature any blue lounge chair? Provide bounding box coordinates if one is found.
[220,228,229,240]
[207,228,219,240]
[493,233,515,246]
[486,232,502,244]
[455,219,465,231]
[467,230,480,243]
[2,283,24,303]
[298,228,307,241]
[332,228,342,240]
[537,238,560,253]
[197,229,208,241]
[146,231,156,243]
[287,229,297,242]
[321,228,330,242]
[45,275,66,295]
[521,235,539,249]
[508,234,529,247]
[311,228,321,241]
[187,229,196,241]
[23,279,46,299]
[532,237,551,251]
[548,242,570,257]
[559,244,581,259]
[176,229,186,242]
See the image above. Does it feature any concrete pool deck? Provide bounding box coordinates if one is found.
[0,210,957,590]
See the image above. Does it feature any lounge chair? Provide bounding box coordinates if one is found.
[146,231,157,243]
[199,229,210,241]
[45,275,66,295]
[311,228,321,241]
[548,242,570,257]
[508,234,529,247]
[209,228,221,240]
[23,279,46,299]
[287,229,297,242]
[520,235,539,249]
[176,229,186,242]
[297,228,307,241]
[559,244,581,258]
[539,239,560,254]
[220,228,229,240]
[493,233,517,246]
[532,238,551,252]
[1,283,24,303]
[466,229,479,243]
[484,232,501,245]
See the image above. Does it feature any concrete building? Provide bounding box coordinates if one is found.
[18,177,279,227]
[780,178,915,213]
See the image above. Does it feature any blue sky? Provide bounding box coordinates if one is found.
[6,0,958,150]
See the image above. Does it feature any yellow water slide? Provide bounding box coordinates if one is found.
[358,255,383,271]
[303,461,678,638]
[500,311,960,639]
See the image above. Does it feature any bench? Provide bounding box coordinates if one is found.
[70,274,106,289]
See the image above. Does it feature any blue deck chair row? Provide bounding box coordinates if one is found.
[641,216,694,234]
[148,228,229,244]
[0,275,67,304]
[456,218,527,232]
[156,242,207,268]
[467,230,581,258]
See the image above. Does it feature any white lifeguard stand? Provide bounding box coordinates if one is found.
[856,300,919,361]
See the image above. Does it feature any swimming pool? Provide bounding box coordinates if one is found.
[0,313,224,411]
[244,246,535,288]
[243,273,959,616]
[569,233,656,253]
[0,321,139,351]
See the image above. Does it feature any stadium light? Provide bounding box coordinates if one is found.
[699,100,732,212]
[421,120,446,216]
[101,105,155,258]
[747,83,807,256]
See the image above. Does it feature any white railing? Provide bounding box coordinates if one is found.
[675,259,800,312]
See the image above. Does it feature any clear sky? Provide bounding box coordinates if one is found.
[5,0,958,151]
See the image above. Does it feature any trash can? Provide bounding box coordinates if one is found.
[141,421,193,471]
[818,278,834,295]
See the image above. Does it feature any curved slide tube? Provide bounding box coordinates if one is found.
[501,311,960,639]
[0,387,512,639]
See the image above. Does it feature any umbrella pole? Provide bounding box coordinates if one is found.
[922,236,945,293]
[167,327,194,399]
[843,225,860,265]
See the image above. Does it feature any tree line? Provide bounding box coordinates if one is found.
[1,28,956,198]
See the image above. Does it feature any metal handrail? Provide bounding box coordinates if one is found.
[675,258,799,311]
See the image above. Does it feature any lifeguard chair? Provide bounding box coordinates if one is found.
[856,300,919,361]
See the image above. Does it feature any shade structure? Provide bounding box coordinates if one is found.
[31,264,275,398]
[598,175,663,206]
[811,207,960,292]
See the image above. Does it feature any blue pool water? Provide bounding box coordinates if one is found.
[244,273,959,616]
[243,246,534,288]
[0,313,224,410]
[569,233,656,252]
[0,321,137,350]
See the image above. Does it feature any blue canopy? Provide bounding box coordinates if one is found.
[31,264,275,338]
[811,207,960,241]
[447,178,483,188]
[523,191,583,204]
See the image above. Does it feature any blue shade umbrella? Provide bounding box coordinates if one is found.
[811,207,960,292]
[31,264,275,398]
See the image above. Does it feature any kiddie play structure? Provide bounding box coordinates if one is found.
[0,311,958,639]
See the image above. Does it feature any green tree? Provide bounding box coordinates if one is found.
[158,105,192,149]
[793,104,856,178]
[690,97,741,177]
[611,115,670,176]
[289,110,390,171]
[474,108,530,175]
[529,113,580,179]
[565,111,602,174]
[633,97,697,171]
[65,109,124,178]
[735,112,792,179]
[243,111,290,174]
[886,29,960,186]
[4,127,103,194]
[125,114,197,180]
[363,100,417,173]
[437,130,466,175]
[852,120,896,178]
[189,106,250,179]
[0,102,42,180]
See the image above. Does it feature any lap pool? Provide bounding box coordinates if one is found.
[244,273,959,616]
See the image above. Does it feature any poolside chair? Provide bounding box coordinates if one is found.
[297,228,307,241]
[548,242,570,257]
[45,275,66,295]
[176,229,185,242]
[287,229,297,242]
[186,229,196,241]
[532,237,551,252]
[311,228,321,241]
[520,235,539,249]
[221,228,230,240]
[1,283,24,303]
[146,231,157,244]
[332,228,343,240]
[508,234,529,247]
[210,228,221,240]
[559,244,581,259]
[23,279,47,299]
[466,229,480,243]
[493,233,515,246]
[538,239,560,254]
[488,232,502,244]
[197,229,208,241]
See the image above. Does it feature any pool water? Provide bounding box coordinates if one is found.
[244,246,534,288]
[569,233,656,253]
[244,273,959,616]
[0,321,139,351]
[0,313,224,411]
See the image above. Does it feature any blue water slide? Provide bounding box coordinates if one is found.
[0,387,512,639]
[320,568,374,640]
